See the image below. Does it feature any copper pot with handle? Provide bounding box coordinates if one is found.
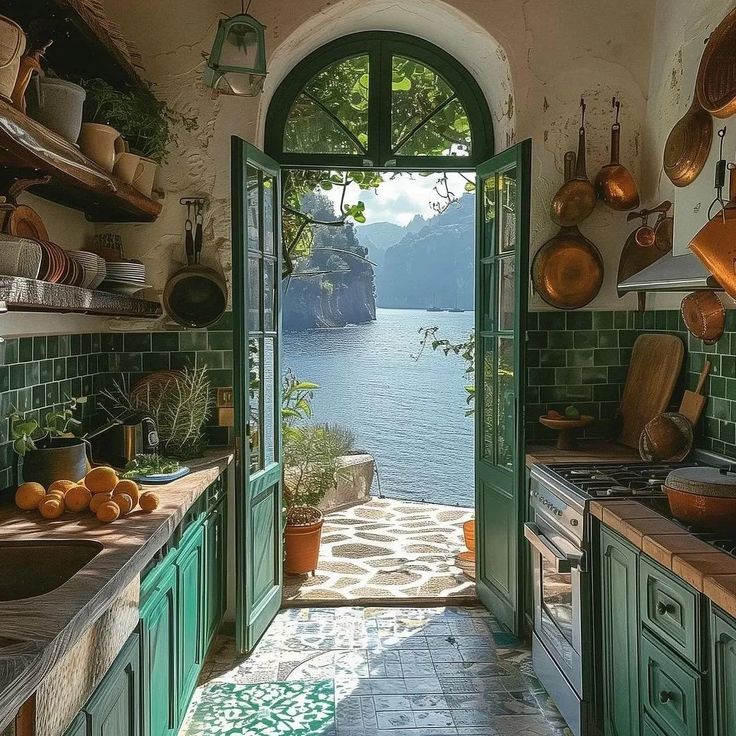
[665,466,736,533]
[681,290,725,344]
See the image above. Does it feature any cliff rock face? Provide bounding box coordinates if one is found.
[283,194,377,331]
[359,195,475,310]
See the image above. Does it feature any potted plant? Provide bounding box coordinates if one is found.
[283,423,355,576]
[10,397,88,486]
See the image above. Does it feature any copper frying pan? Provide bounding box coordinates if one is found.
[696,7,736,118]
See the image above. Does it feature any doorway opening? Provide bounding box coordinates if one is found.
[280,168,477,605]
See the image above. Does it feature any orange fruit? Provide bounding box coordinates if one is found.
[85,466,119,494]
[46,489,67,501]
[96,501,120,523]
[15,482,46,510]
[89,492,113,514]
[49,480,76,494]
[39,497,65,519]
[139,492,160,513]
[112,493,133,515]
[114,479,140,507]
[66,485,92,513]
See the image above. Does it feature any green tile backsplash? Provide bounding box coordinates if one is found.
[527,309,736,459]
[0,313,234,491]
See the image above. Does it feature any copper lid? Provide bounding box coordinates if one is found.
[665,466,736,497]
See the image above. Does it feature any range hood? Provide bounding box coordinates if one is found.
[618,252,721,293]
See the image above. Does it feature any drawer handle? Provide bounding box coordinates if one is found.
[656,602,675,616]
[658,690,675,704]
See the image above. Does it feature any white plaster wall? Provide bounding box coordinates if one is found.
[100,0,659,314]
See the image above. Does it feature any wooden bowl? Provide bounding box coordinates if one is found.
[539,415,594,450]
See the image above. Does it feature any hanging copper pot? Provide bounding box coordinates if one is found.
[696,7,736,118]
[681,291,725,344]
[595,98,640,211]
[550,99,596,226]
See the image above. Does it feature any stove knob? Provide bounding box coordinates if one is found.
[555,509,563,516]
[570,519,579,526]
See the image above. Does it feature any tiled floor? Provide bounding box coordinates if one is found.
[184,606,571,736]
[283,498,476,605]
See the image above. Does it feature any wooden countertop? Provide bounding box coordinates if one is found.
[590,499,736,620]
[526,441,642,469]
[0,450,233,731]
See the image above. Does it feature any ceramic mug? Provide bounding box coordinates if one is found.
[79,123,125,172]
[133,156,158,198]
[113,152,145,187]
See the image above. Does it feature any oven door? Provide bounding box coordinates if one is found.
[524,519,584,694]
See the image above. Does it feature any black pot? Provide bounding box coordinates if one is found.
[163,266,227,329]
[21,438,89,487]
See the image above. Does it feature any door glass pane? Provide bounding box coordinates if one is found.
[482,338,495,460]
[496,337,515,469]
[481,262,493,333]
[497,257,514,331]
[246,167,260,253]
[263,176,275,254]
[483,175,496,259]
[264,259,276,331]
[248,338,262,472]
[499,167,517,253]
[248,255,261,332]
[263,338,275,466]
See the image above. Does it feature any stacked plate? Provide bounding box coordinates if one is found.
[37,241,85,286]
[0,235,42,279]
[101,260,149,296]
[69,251,106,289]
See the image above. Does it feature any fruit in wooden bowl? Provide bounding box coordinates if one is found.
[539,407,594,450]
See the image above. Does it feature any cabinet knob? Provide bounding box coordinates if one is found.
[658,690,674,704]
[656,602,674,616]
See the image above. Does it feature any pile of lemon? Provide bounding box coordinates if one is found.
[15,466,160,523]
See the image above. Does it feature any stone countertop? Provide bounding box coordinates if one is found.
[0,450,234,731]
[590,499,736,620]
[526,441,642,469]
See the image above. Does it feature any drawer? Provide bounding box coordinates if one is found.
[640,556,701,668]
[640,631,703,736]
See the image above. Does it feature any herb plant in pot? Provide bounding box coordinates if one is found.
[283,423,354,576]
[10,397,88,487]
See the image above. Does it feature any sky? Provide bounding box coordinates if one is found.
[322,171,472,226]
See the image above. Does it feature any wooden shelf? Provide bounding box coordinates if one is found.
[0,99,162,222]
[0,276,162,317]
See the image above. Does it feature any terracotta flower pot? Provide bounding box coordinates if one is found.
[284,506,324,576]
[21,438,89,487]
[463,519,476,552]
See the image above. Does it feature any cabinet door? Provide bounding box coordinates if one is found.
[712,608,736,736]
[64,712,88,736]
[205,499,227,648]
[86,634,140,736]
[176,524,205,718]
[600,527,640,736]
[141,565,177,736]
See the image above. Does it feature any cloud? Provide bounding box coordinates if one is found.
[322,172,471,226]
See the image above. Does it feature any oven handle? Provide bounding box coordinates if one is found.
[523,523,580,574]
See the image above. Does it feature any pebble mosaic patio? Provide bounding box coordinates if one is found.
[183,606,571,736]
[283,498,476,605]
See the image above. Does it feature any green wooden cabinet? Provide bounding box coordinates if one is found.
[175,522,206,720]
[204,497,227,648]
[85,634,140,736]
[712,607,736,736]
[64,712,88,736]
[600,527,640,736]
[140,562,177,736]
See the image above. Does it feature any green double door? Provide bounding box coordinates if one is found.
[231,137,283,654]
[474,140,531,635]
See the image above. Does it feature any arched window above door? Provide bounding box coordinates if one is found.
[265,32,493,169]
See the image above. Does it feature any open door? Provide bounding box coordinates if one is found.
[231,137,283,654]
[475,139,531,635]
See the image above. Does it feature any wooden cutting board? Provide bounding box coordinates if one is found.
[679,360,711,426]
[618,334,685,449]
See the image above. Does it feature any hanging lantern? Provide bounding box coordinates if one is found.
[204,10,266,96]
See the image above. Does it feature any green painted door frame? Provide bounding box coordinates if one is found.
[231,137,284,654]
[474,139,531,634]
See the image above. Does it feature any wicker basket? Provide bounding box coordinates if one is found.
[0,16,25,102]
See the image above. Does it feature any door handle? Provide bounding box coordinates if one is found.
[523,523,580,574]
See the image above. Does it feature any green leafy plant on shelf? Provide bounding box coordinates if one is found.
[80,78,196,163]
[9,397,87,456]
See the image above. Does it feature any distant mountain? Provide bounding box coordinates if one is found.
[355,194,475,310]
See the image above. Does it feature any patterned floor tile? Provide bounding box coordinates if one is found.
[184,606,567,736]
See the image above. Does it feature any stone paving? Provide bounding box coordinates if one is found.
[283,497,476,605]
[184,606,571,736]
